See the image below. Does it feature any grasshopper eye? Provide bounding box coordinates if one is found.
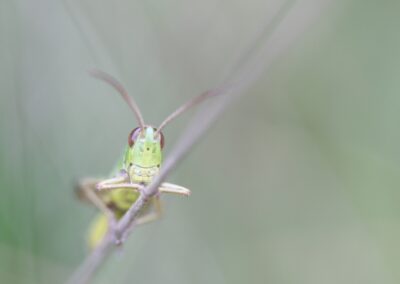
[160,132,165,149]
[153,128,165,149]
[128,127,141,147]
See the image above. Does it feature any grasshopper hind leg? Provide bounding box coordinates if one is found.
[75,178,117,223]
[134,195,163,225]
[75,178,121,247]
[119,195,163,243]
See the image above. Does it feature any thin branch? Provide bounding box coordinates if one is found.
[67,1,329,283]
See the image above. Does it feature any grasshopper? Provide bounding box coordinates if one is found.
[76,70,215,248]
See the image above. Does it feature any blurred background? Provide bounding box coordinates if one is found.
[1,0,400,283]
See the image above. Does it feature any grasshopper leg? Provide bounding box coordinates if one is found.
[76,178,117,223]
[135,195,163,225]
[98,182,190,197]
[96,173,129,190]
[81,179,188,245]
[77,174,128,243]
[119,195,163,243]
[97,182,143,192]
[159,182,191,196]
[97,181,190,196]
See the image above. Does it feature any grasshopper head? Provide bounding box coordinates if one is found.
[125,126,164,182]
[90,70,217,182]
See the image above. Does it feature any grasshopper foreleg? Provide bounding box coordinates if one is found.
[159,182,191,196]
[97,181,190,196]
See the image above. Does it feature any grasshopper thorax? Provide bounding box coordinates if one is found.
[124,126,164,183]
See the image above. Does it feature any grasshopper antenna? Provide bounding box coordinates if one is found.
[155,89,218,137]
[90,69,145,131]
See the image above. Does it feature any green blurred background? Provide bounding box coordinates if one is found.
[1,0,400,283]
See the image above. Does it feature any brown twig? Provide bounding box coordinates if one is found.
[67,1,328,283]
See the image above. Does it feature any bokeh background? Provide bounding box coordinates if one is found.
[1,0,400,283]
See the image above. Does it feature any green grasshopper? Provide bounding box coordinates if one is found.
[77,70,215,248]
